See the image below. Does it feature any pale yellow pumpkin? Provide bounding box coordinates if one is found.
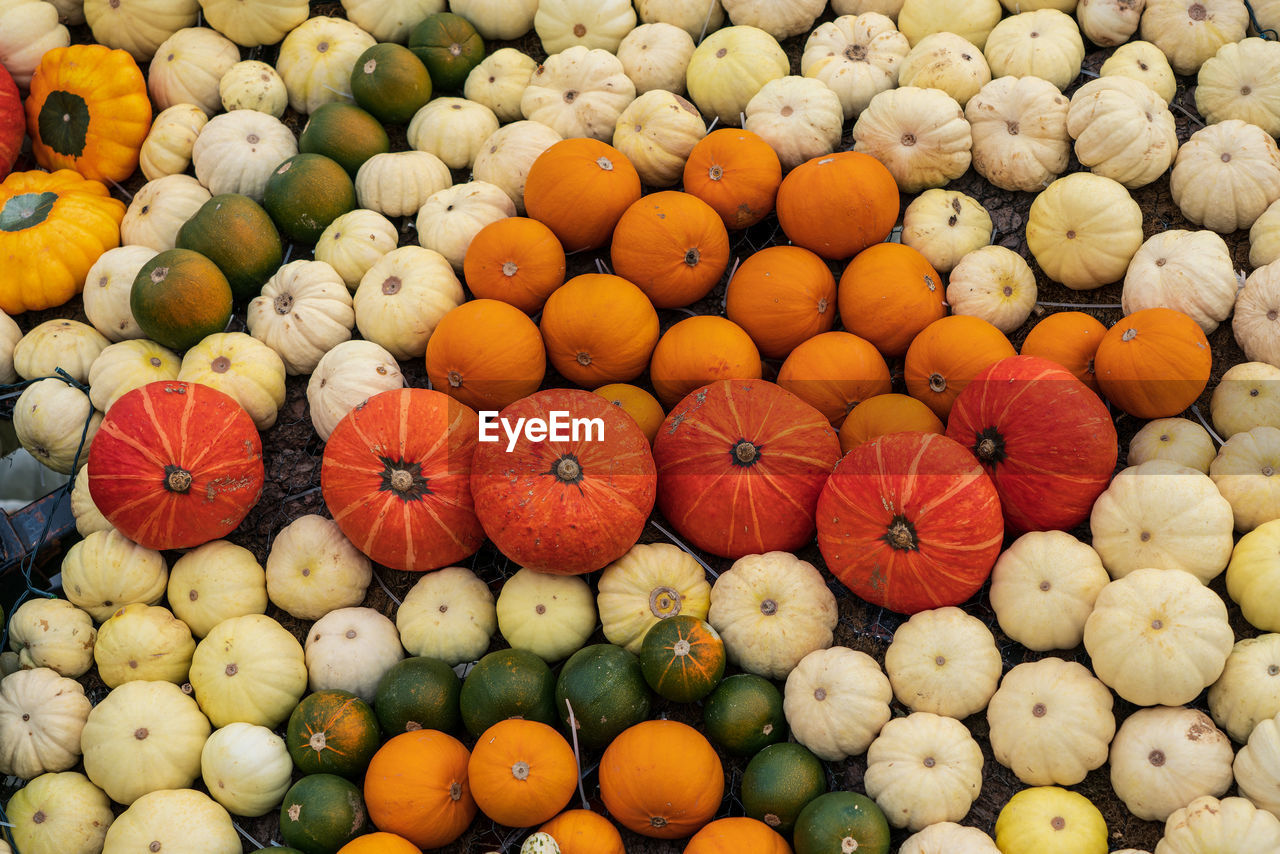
[1210,426,1280,532]
[597,542,712,654]
[472,120,563,215]
[1109,706,1234,822]
[101,788,240,854]
[247,259,355,375]
[1100,40,1178,104]
[12,379,101,475]
[70,458,114,534]
[7,771,113,854]
[1233,712,1280,816]
[0,668,91,779]
[8,597,96,677]
[945,245,1036,334]
[783,646,892,761]
[534,0,637,53]
[355,151,453,221]
[87,338,181,413]
[463,47,538,123]
[1122,230,1236,335]
[93,603,195,688]
[898,32,990,107]
[353,246,465,360]
[121,174,212,252]
[1208,634,1280,743]
[396,566,497,664]
[720,0,824,40]
[407,97,500,171]
[187,613,308,728]
[265,513,371,621]
[1211,361,1280,440]
[167,539,269,638]
[219,59,288,118]
[496,569,597,663]
[1196,37,1280,137]
[1078,0,1144,47]
[864,712,983,830]
[1170,120,1280,234]
[1233,263,1280,368]
[177,332,287,431]
[200,722,292,818]
[1228,518,1280,632]
[61,528,167,623]
[801,13,910,120]
[416,181,517,272]
[275,16,375,114]
[852,85,972,193]
[744,75,844,171]
[612,89,707,186]
[617,22,695,95]
[148,26,241,115]
[1250,201,1280,269]
[139,103,208,181]
[984,9,1085,91]
[1067,75,1178,190]
[900,189,992,273]
[521,45,637,140]
[304,606,404,702]
[897,0,1003,49]
[1026,172,1144,290]
[884,606,1001,719]
[685,24,789,126]
[314,209,399,291]
[13,319,108,384]
[1128,418,1216,472]
[1140,0,1248,76]
[306,339,405,442]
[989,530,1109,652]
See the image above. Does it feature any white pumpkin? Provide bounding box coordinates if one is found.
[1140,0,1248,76]
[12,318,107,383]
[1067,75,1178,190]
[7,771,113,854]
[884,606,1002,720]
[1170,119,1280,234]
[463,48,538,123]
[495,569,597,663]
[685,25,789,126]
[1078,0,1145,46]
[1234,262,1280,367]
[314,208,399,291]
[341,0,444,43]
[783,645,893,761]
[120,174,211,252]
[82,246,156,342]
[177,332,287,431]
[1228,519,1280,632]
[0,309,20,384]
[898,32,990,108]
[1210,427,1280,532]
[0,667,91,778]
[8,598,96,677]
[707,551,838,681]
[354,246,465,360]
[1084,567,1234,707]
[864,711,983,831]
[246,259,354,375]
[60,528,167,622]
[200,722,292,817]
[451,0,539,40]
[416,181,516,272]
[535,0,637,53]
[1129,418,1217,473]
[984,9,1085,91]
[1211,361,1280,440]
[945,245,1036,334]
[148,27,239,115]
[1100,40,1178,104]
[612,90,708,187]
[199,0,308,47]
[900,822,1000,854]
[93,603,195,688]
[897,0,1003,49]
[13,379,101,475]
[101,788,239,854]
[1109,706,1235,822]
[355,151,451,220]
[275,16,376,114]
[139,103,208,181]
[187,613,308,729]
[1252,201,1280,269]
[900,189,992,273]
[218,59,289,117]
[473,120,563,215]
[1025,172,1144,290]
[192,110,299,202]
[407,97,500,170]
[1195,37,1280,138]
[744,76,843,171]
[833,0,906,13]
[80,679,210,805]
[1208,634,1280,744]
[988,530,1109,652]
[1233,712,1280,816]
[265,514,371,621]
[0,0,69,89]
[306,340,405,441]
[522,45,637,141]
[636,0,726,39]
[986,657,1116,786]
[396,566,497,664]
[617,23,694,95]
[597,542,712,655]
[1156,796,1280,854]
[305,606,405,703]
[167,539,268,638]
[1122,230,1236,334]
[852,86,972,193]
[801,13,910,121]
[82,0,197,63]
[720,0,824,39]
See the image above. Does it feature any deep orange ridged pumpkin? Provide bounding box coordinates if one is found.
[425,298,546,412]
[523,137,642,251]
[817,431,1004,614]
[467,719,578,828]
[540,273,659,386]
[904,315,1017,420]
[539,809,626,854]
[470,389,657,575]
[685,817,793,854]
[946,355,1118,533]
[593,383,665,444]
[777,331,892,426]
[609,190,731,308]
[87,381,263,551]
[725,245,838,359]
[1094,307,1212,419]
[25,44,151,183]
[363,730,476,850]
[653,379,842,559]
[838,243,946,358]
[320,388,484,573]
[0,64,22,179]
[600,719,724,839]
[649,316,762,409]
[838,393,944,453]
[682,128,783,230]
[775,151,898,260]
[1020,310,1108,393]
[463,216,566,314]
[336,832,422,854]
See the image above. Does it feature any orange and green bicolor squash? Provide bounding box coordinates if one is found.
[130,248,234,352]
[0,168,124,314]
[286,690,382,778]
[25,44,152,183]
[638,615,726,703]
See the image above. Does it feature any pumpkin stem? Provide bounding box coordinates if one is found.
[928,373,947,393]
[683,247,700,267]
[973,427,1006,465]
[378,458,432,501]
[883,515,919,551]
[760,598,778,616]
[731,439,760,467]
[163,465,193,494]
[553,454,583,484]
[649,586,682,618]
[510,760,531,781]
[274,292,294,315]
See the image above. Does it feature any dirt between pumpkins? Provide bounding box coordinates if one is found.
[2,9,1263,854]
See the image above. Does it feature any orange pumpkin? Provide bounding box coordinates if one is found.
[1095,307,1212,419]
[593,383,665,444]
[776,331,892,426]
[725,245,838,359]
[523,137,642,252]
[336,832,422,854]
[463,216,566,314]
[839,393,944,453]
[467,719,578,828]
[609,190,731,308]
[540,809,627,854]
[838,243,946,358]
[599,719,724,839]
[1020,310,1109,393]
[685,817,793,854]
[363,730,476,850]
[775,151,899,260]
[425,298,546,411]
[540,273,659,386]
[904,315,1017,420]
[648,315,762,409]
[682,128,783,230]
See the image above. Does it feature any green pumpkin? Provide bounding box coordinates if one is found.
[175,193,283,302]
[408,13,485,90]
[285,689,381,777]
[555,644,651,749]
[460,647,557,738]
[703,673,787,756]
[373,656,462,736]
[793,791,890,854]
[742,742,829,836]
[637,614,725,703]
[297,102,390,177]
[262,153,356,245]
[279,774,369,854]
[350,44,433,124]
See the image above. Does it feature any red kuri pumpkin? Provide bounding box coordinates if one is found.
[87,380,264,550]
[321,388,484,573]
[816,431,1004,614]
[653,379,842,559]
[946,355,1118,533]
[470,389,657,575]
[0,64,22,179]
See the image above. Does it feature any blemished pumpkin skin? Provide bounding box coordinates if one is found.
[467,719,579,828]
[946,355,1119,533]
[471,388,657,575]
[649,315,763,409]
[593,383,665,444]
[0,64,22,179]
[539,809,627,854]
[775,151,900,260]
[0,168,125,314]
[838,242,946,359]
[653,379,842,559]
[462,216,566,314]
[321,388,484,573]
[87,380,264,551]
[725,245,839,359]
[682,128,783,230]
[610,190,732,308]
[817,431,1005,614]
[540,273,660,386]
[904,315,1018,420]
[425,298,547,412]
[777,331,893,427]
[1095,306,1213,419]
[363,730,477,850]
[599,719,725,839]
[25,44,151,183]
[685,817,793,854]
[523,137,643,251]
[839,394,945,454]
[1020,310,1108,393]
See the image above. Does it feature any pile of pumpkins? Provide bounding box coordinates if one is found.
[7,0,1280,853]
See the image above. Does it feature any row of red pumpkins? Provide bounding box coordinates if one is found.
[85,346,1117,616]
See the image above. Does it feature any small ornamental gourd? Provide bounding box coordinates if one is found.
[363,731,477,850]
[783,646,893,761]
[187,613,308,729]
[0,668,91,779]
[307,339,404,442]
[247,259,354,376]
[1130,418,1216,472]
[13,318,107,383]
[521,46,636,142]
[168,540,268,638]
[989,531,1109,651]
[599,720,724,838]
[120,175,211,253]
[219,59,288,117]
[87,339,180,414]
[1234,712,1280,815]
[177,332,286,432]
[945,246,1036,334]
[93,603,195,688]
[852,87,972,193]
[191,110,298,202]
[1210,427,1280,532]
[1079,0,1143,47]
[305,607,405,703]
[1159,796,1280,854]
[1109,706,1234,822]
[7,771,114,854]
[685,25,789,127]
[864,712,983,830]
[465,49,537,122]
[744,76,843,171]
[396,567,496,664]
[496,569,597,663]
[1235,262,1280,366]
[1141,0,1248,76]
[103,788,240,854]
[617,23,695,96]
[60,528,167,622]
[200,722,292,817]
[597,542,712,654]
[1067,75,1178,190]
[994,786,1107,854]
[139,103,207,180]
[355,151,452,220]
[264,515,371,622]
[900,189,992,273]
[612,90,708,187]
[276,16,375,114]
[0,0,69,90]
[1026,172,1144,290]
[1196,38,1280,137]
[884,607,1002,719]
[1228,519,1280,632]
[967,75,1072,193]
[355,246,466,361]
[802,14,910,122]
[1122,230,1237,335]
[1171,120,1280,234]
[1211,361,1280,440]
[8,598,97,677]
[1209,635,1280,743]
[408,98,499,171]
